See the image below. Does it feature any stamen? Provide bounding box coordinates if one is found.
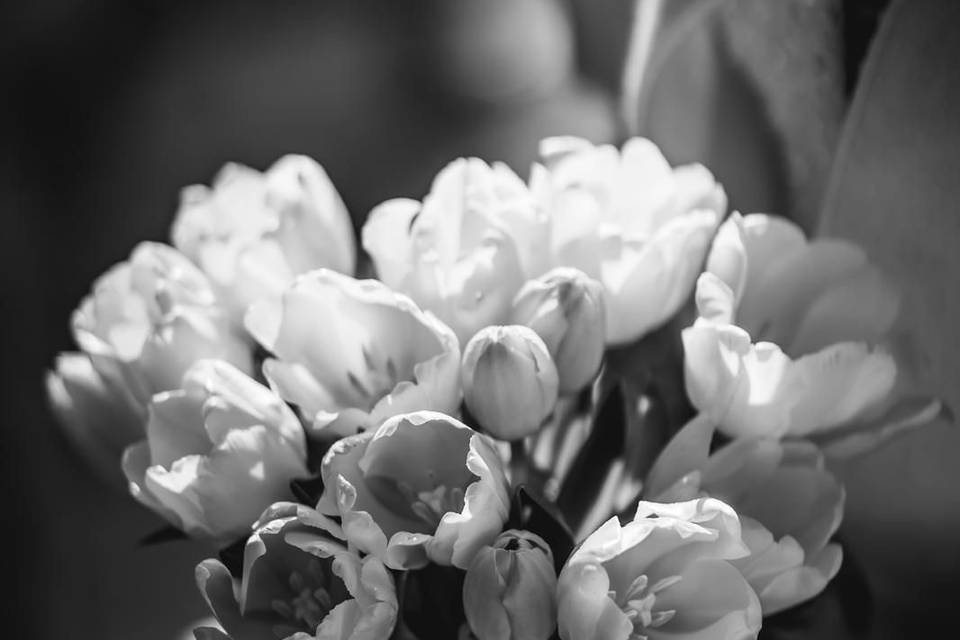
[347,371,371,397]
[270,570,337,633]
[615,574,682,638]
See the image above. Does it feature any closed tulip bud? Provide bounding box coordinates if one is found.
[462,325,559,440]
[463,530,557,640]
[510,268,605,394]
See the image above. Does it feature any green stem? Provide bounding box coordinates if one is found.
[510,439,528,488]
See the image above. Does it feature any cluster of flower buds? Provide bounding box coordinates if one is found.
[45,137,945,640]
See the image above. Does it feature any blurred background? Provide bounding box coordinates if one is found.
[3,0,958,637]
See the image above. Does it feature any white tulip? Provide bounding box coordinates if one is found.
[173,155,356,320]
[531,136,726,345]
[363,158,547,344]
[123,360,307,543]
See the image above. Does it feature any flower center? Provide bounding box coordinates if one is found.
[611,574,681,640]
[344,344,401,412]
[270,561,336,637]
[397,474,466,529]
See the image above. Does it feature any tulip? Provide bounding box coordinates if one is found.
[362,157,548,344]
[557,498,761,640]
[317,411,511,570]
[530,136,726,345]
[684,212,900,438]
[510,268,605,394]
[45,352,144,485]
[461,325,559,440]
[245,269,461,439]
[195,502,397,640]
[463,530,557,640]
[69,242,252,408]
[123,360,308,543]
[646,415,844,614]
[172,155,357,320]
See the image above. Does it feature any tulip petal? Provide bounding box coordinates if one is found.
[706,213,747,305]
[650,558,761,640]
[789,264,900,356]
[362,198,421,291]
[603,209,719,344]
[787,342,897,436]
[645,414,715,500]
[557,562,633,640]
[738,238,867,346]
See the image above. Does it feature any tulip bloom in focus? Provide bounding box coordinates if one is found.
[123,360,308,544]
[363,157,548,344]
[557,498,760,640]
[196,502,397,640]
[318,411,510,570]
[684,213,899,439]
[510,267,605,394]
[246,269,461,439]
[646,414,844,614]
[461,325,559,440]
[463,529,557,640]
[530,136,726,345]
[173,155,357,321]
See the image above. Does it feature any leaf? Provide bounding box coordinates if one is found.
[402,564,466,640]
[290,475,325,506]
[217,536,248,579]
[508,485,575,573]
[555,382,626,536]
[194,628,232,640]
[138,525,187,546]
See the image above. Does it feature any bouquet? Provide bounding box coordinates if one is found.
[46,138,946,640]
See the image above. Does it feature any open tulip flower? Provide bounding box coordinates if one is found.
[557,498,761,640]
[645,414,844,615]
[245,269,461,440]
[683,213,901,439]
[172,155,357,322]
[317,411,511,570]
[530,136,726,345]
[362,157,548,344]
[123,360,308,544]
[195,502,397,640]
[69,241,253,408]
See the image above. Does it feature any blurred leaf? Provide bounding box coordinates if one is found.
[508,485,575,573]
[290,474,325,506]
[193,628,231,640]
[555,382,625,535]
[138,525,187,546]
[403,563,466,640]
[217,536,247,579]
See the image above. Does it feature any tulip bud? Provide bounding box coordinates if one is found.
[510,268,605,394]
[463,530,557,640]
[461,325,559,440]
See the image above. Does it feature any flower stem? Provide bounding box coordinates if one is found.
[510,439,528,488]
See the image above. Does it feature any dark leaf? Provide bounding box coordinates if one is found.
[402,564,466,640]
[218,535,248,579]
[508,484,575,573]
[555,382,625,536]
[290,475,325,506]
[194,628,232,640]
[138,525,187,546]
